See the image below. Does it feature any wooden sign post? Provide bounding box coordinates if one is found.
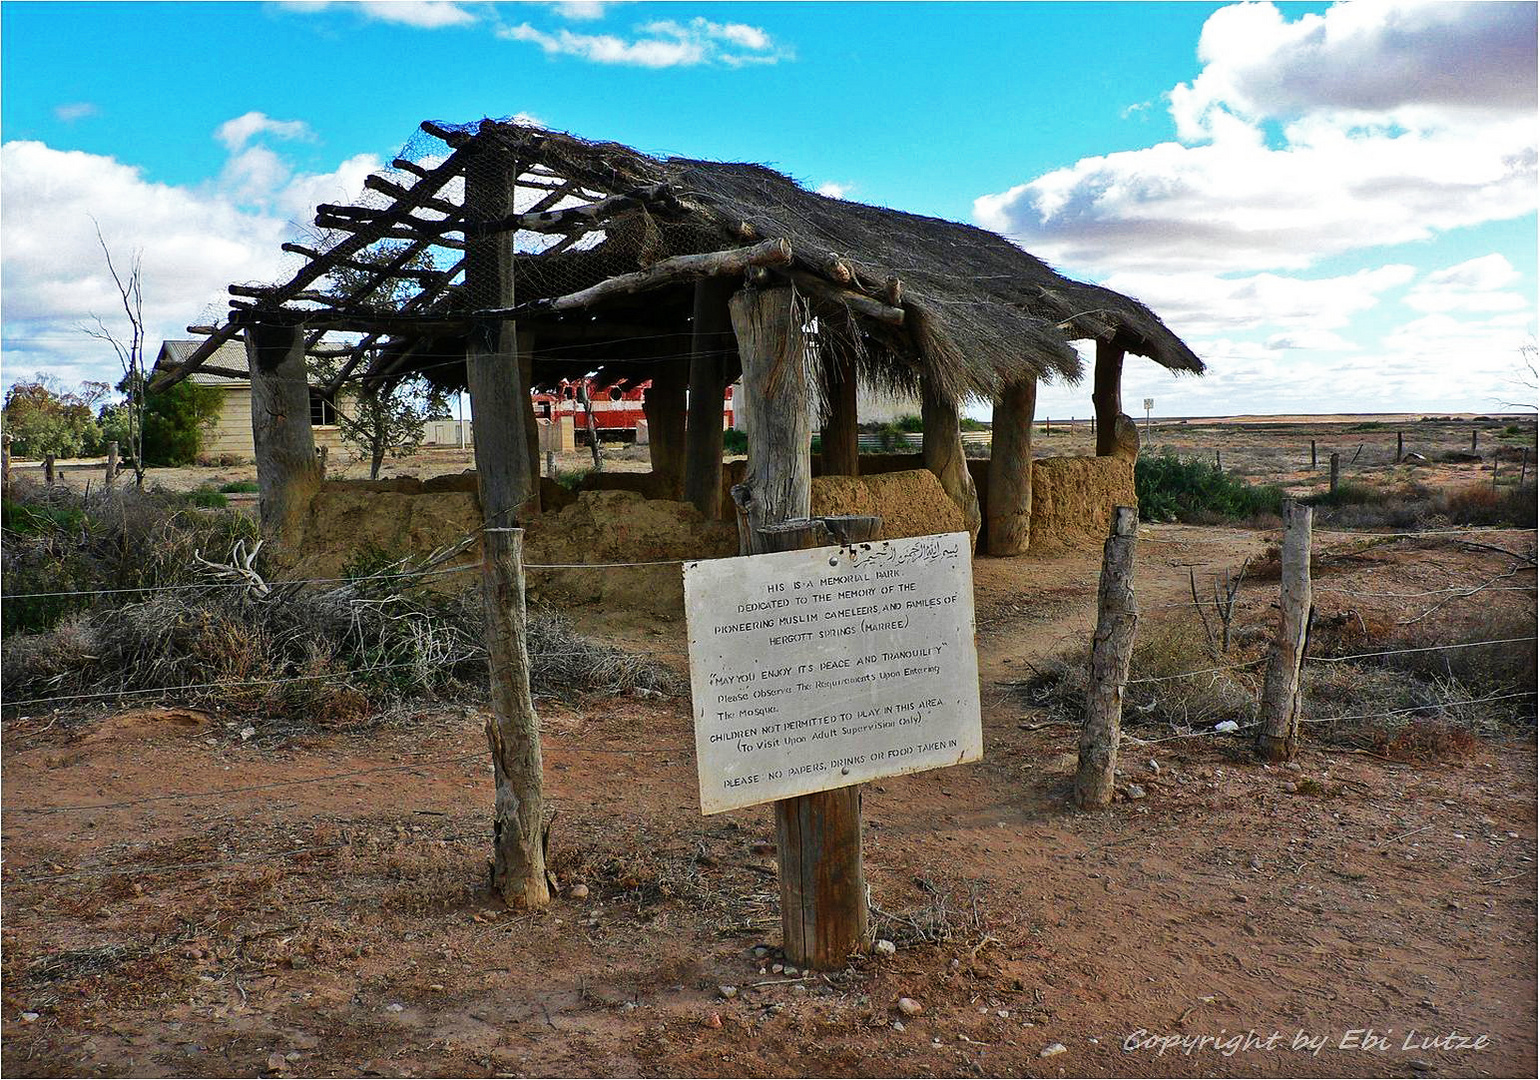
[699,281,985,967]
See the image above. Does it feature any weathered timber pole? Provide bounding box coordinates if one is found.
[1255,500,1313,763]
[643,359,688,499]
[1311,439,1317,469]
[1329,452,1340,493]
[1471,429,1478,453]
[464,139,549,909]
[684,279,734,517]
[986,377,1036,556]
[1215,449,1222,471]
[1,435,11,497]
[820,350,860,477]
[520,343,541,512]
[105,441,119,490]
[43,454,55,486]
[247,321,322,540]
[1075,506,1139,809]
[1396,431,1404,462]
[921,381,982,546]
[1522,447,1530,486]
[731,285,867,970]
[1093,340,1125,457]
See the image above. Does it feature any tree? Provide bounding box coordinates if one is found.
[139,377,222,466]
[311,242,451,478]
[1,375,105,459]
[80,221,149,486]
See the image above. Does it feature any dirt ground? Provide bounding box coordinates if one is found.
[3,514,1535,1078]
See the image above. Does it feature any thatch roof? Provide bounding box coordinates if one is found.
[152,119,1201,404]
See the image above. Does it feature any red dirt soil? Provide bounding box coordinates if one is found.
[2,526,1535,1078]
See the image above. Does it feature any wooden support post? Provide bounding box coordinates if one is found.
[1472,429,1478,453]
[820,350,860,477]
[920,381,982,546]
[520,345,541,512]
[105,441,119,490]
[1522,447,1530,487]
[1396,431,1404,462]
[1093,340,1124,457]
[465,140,549,910]
[1,435,11,497]
[43,453,55,486]
[1215,449,1222,471]
[643,360,688,499]
[1311,439,1317,469]
[1329,452,1340,493]
[986,378,1035,557]
[685,279,733,518]
[730,285,867,970]
[1492,456,1500,489]
[247,322,322,540]
[546,450,555,479]
[1255,500,1312,763]
[1075,506,1139,809]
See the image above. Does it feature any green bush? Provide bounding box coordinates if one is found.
[894,414,924,433]
[182,486,228,509]
[1305,481,1386,508]
[140,379,222,466]
[723,428,748,455]
[217,480,260,493]
[1135,451,1283,523]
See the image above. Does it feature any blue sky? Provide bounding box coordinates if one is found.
[3,1,1535,417]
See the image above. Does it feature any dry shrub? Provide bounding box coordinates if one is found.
[527,606,687,700]
[1014,618,1259,732]
[870,875,992,949]
[1377,719,1479,762]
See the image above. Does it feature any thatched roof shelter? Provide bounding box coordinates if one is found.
[152,118,1201,404]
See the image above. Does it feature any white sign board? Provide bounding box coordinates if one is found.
[683,532,982,814]
[1143,397,1154,411]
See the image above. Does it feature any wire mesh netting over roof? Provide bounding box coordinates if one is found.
[171,117,1202,405]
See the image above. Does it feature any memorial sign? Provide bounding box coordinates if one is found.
[683,532,983,814]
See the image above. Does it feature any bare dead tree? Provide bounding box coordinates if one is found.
[80,220,148,488]
[1501,339,1539,413]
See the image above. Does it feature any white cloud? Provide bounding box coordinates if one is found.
[1,132,383,390]
[549,1,608,20]
[502,15,784,67]
[53,102,97,123]
[215,111,315,153]
[1172,0,1536,140]
[1101,264,1417,340]
[815,181,852,200]
[974,2,1538,278]
[1404,254,1530,314]
[285,0,476,28]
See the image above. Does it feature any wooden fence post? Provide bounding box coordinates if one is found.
[731,285,868,970]
[1310,439,1317,469]
[105,440,119,490]
[1522,447,1530,487]
[464,136,549,910]
[1214,449,1222,471]
[1396,431,1403,462]
[1471,429,1478,453]
[43,453,55,486]
[1493,456,1500,489]
[1,434,11,498]
[1329,452,1340,493]
[1075,506,1139,809]
[546,450,555,478]
[1255,500,1312,763]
